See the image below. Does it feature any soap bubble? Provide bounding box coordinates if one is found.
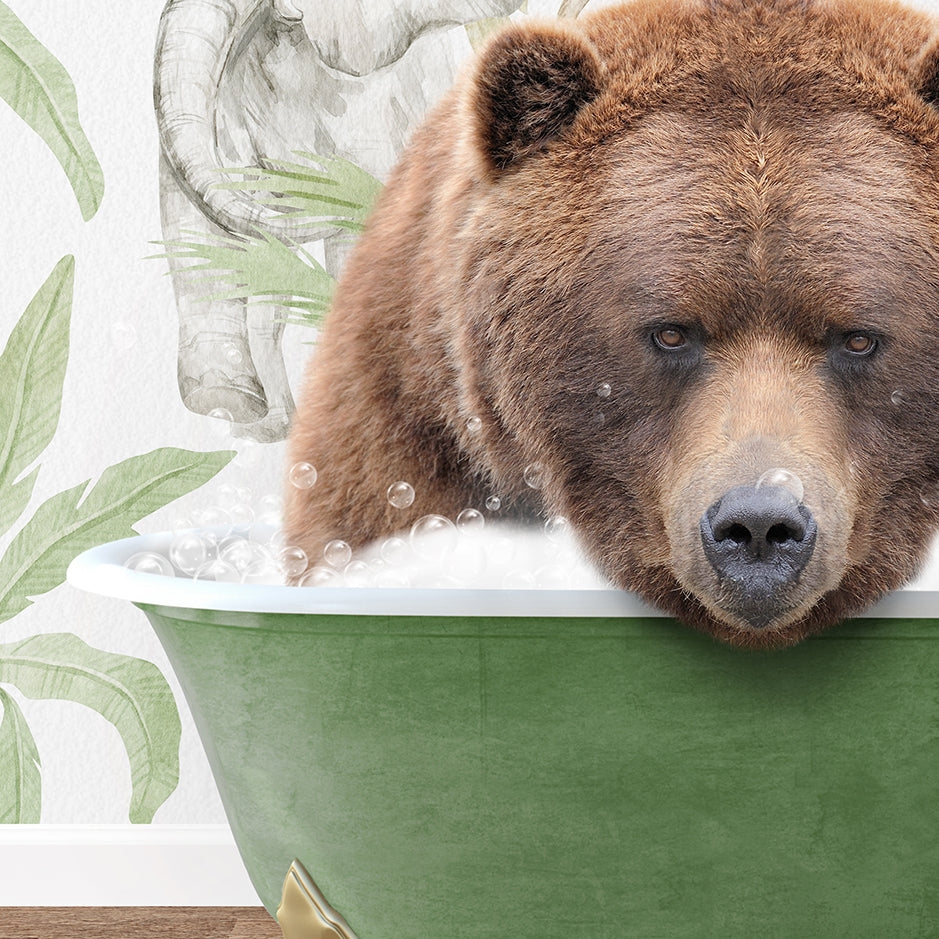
[545,516,570,542]
[386,481,415,509]
[228,503,255,527]
[300,565,341,587]
[279,545,309,578]
[170,515,193,535]
[219,537,267,572]
[125,551,174,577]
[258,494,281,516]
[170,532,208,574]
[524,462,545,490]
[890,389,905,407]
[207,408,233,435]
[324,539,352,569]
[215,484,239,508]
[410,515,458,559]
[224,343,243,366]
[289,462,318,490]
[256,514,281,535]
[467,416,482,433]
[197,529,223,556]
[456,508,485,533]
[343,560,371,587]
[193,559,240,583]
[755,467,804,503]
[596,382,612,398]
[250,517,280,544]
[241,557,283,585]
[196,506,233,537]
[380,536,410,565]
[485,495,502,512]
[266,529,289,554]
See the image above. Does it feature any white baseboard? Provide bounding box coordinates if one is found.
[0,825,263,906]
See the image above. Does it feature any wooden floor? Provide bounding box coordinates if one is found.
[0,908,281,939]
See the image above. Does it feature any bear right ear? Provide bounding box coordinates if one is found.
[912,34,939,109]
[468,20,605,179]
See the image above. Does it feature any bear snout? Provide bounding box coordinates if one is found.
[700,485,818,629]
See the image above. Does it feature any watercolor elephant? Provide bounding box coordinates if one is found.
[154,0,522,442]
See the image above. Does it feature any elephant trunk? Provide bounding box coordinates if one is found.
[154,0,307,240]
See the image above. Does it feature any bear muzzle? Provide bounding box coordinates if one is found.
[699,485,818,629]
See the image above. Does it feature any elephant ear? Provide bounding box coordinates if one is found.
[468,20,605,179]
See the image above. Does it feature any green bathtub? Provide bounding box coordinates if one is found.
[68,531,939,938]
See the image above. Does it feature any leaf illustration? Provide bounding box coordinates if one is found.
[213,153,383,233]
[0,256,73,538]
[0,634,180,823]
[557,0,589,16]
[153,228,335,325]
[465,2,527,51]
[0,447,235,624]
[0,685,40,823]
[0,466,38,543]
[0,2,104,220]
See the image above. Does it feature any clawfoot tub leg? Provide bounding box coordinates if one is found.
[277,860,359,939]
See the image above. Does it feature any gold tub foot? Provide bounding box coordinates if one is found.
[277,859,360,939]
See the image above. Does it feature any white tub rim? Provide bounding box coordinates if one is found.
[65,528,939,620]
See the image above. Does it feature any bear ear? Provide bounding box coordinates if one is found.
[912,34,939,109]
[469,20,605,178]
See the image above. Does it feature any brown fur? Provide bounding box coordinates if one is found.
[285,0,939,647]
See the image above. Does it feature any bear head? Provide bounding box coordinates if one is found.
[440,0,939,646]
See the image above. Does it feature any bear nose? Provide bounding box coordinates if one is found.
[699,485,818,628]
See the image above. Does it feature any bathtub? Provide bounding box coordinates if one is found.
[68,529,939,938]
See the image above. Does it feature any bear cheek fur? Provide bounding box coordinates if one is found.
[450,163,685,596]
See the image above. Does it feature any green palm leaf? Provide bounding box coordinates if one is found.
[0,634,180,823]
[0,2,104,220]
[154,228,335,324]
[0,467,38,544]
[213,153,383,232]
[0,685,40,823]
[0,256,73,538]
[0,447,235,624]
[465,2,528,51]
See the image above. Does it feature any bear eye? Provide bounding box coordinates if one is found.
[653,326,688,350]
[843,332,877,356]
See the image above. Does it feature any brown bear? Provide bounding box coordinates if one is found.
[285,0,939,648]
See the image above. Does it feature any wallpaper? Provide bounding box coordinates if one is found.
[0,0,593,828]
